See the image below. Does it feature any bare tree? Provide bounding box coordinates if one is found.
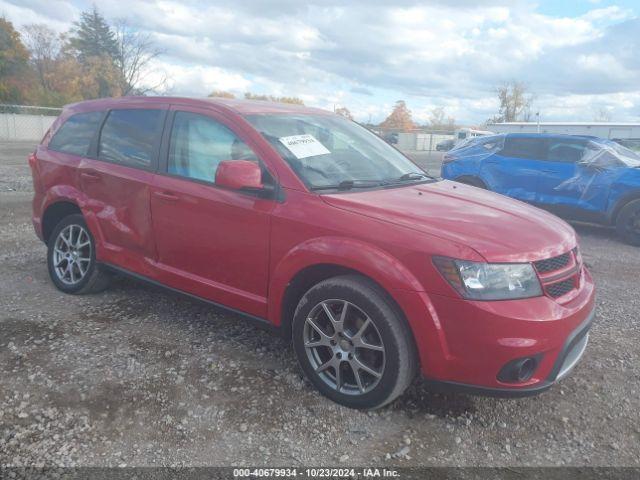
[22,24,62,91]
[594,107,612,122]
[495,81,535,122]
[113,20,166,95]
[429,106,456,130]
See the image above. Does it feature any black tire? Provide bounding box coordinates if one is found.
[47,214,111,294]
[292,275,418,409]
[455,175,487,189]
[615,199,640,246]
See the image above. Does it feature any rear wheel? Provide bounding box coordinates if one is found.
[455,175,487,189]
[616,199,640,246]
[47,214,111,294]
[292,275,417,409]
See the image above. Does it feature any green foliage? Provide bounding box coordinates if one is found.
[67,6,119,62]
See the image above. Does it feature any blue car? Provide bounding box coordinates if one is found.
[441,133,640,245]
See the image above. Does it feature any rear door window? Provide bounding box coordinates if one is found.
[546,139,587,163]
[499,137,546,160]
[48,111,103,156]
[98,109,165,169]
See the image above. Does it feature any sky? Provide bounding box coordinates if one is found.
[2,0,639,125]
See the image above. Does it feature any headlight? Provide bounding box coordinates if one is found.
[433,257,543,301]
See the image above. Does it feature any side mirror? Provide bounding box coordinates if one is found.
[215,160,264,191]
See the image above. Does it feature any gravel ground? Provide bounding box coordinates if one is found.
[1,141,639,467]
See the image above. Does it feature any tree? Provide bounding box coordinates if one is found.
[244,92,304,104]
[22,24,61,92]
[65,7,122,98]
[209,90,235,98]
[594,107,612,122]
[495,81,535,122]
[67,6,118,62]
[335,106,353,120]
[379,100,414,130]
[0,17,31,103]
[113,20,166,95]
[428,106,456,130]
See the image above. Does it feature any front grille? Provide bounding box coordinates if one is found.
[534,252,571,273]
[546,278,575,298]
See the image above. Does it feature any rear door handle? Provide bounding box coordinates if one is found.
[80,171,101,182]
[153,191,179,202]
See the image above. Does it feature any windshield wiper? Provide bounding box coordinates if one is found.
[311,179,385,191]
[389,172,436,183]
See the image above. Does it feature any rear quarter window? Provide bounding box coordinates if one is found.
[98,109,165,169]
[48,111,103,156]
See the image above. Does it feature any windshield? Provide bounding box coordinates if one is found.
[244,114,430,190]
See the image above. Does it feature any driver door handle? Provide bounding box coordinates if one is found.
[153,191,179,202]
[80,171,101,182]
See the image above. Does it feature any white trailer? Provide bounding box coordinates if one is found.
[487,122,640,140]
[454,128,494,145]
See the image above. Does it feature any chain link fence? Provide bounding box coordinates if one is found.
[0,104,62,141]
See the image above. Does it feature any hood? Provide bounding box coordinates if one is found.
[321,180,576,263]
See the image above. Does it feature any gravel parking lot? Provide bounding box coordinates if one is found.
[1,141,639,468]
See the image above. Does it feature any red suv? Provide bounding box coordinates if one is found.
[29,97,595,409]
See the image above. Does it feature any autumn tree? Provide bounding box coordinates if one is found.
[379,100,414,130]
[22,24,61,92]
[428,106,456,130]
[335,106,353,120]
[113,20,166,95]
[0,18,32,103]
[209,90,235,98]
[244,92,304,105]
[495,81,534,122]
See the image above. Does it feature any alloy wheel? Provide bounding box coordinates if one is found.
[303,299,386,395]
[52,224,92,285]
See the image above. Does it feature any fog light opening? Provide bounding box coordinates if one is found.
[516,358,536,382]
[497,356,540,384]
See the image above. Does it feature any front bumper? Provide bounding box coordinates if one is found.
[423,307,594,397]
[393,263,595,396]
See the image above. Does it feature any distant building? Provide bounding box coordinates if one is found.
[487,122,640,140]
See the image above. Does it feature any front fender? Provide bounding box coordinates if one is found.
[267,236,451,373]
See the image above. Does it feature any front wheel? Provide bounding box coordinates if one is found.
[292,275,418,409]
[616,199,640,246]
[47,214,111,294]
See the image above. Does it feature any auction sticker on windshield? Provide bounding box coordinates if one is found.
[279,134,331,159]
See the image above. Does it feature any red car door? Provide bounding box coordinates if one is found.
[149,106,276,318]
[77,104,167,275]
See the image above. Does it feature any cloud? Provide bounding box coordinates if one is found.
[2,0,639,123]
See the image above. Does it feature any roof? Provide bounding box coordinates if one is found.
[65,96,331,116]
